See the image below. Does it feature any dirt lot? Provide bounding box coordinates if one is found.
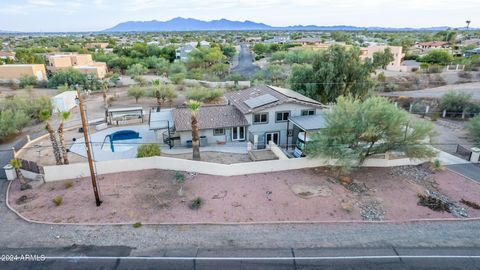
[8,166,480,224]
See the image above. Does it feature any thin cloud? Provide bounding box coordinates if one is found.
[28,0,55,6]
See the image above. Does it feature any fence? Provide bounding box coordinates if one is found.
[456,144,473,161]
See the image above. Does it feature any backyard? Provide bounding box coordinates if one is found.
[8,165,480,224]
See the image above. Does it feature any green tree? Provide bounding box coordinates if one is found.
[10,159,31,190]
[307,96,436,173]
[126,63,148,77]
[373,48,394,70]
[421,49,453,65]
[289,45,375,103]
[150,81,177,107]
[48,68,87,88]
[18,75,38,88]
[0,109,29,142]
[127,85,145,103]
[186,100,202,161]
[467,115,480,147]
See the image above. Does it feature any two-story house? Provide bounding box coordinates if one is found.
[152,85,327,151]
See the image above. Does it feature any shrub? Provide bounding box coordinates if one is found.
[126,63,148,77]
[430,112,440,121]
[186,87,223,102]
[0,109,29,141]
[133,76,148,87]
[19,75,38,88]
[132,222,142,228]
[127,85,145,103]
[432,159,444,172]
[189,197,204,210]
[136,143,161,158]
[48,68,86,88]
[52,196,63,206]
[440,91,473,114]
[170,73,186,84]
[467,115,480,146]
[64,180,73,189]
[175,171,185,183]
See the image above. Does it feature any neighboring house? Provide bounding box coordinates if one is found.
[360,45,407,72]
[46,53,108,78]
[0,64,47,82]
[291,37,324,46]
[462,38,480,46]
[0,51,15,61]
[265,36,291,44]
[464,47,480,57]
[85,42,109,50]
[175,44,195,62]
[414,41,449,50]
[153,85,327,150]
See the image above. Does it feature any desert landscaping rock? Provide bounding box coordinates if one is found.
[360,200,386,221]
[418,189,469,218]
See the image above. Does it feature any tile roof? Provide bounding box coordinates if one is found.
[172,105,247,132]
[224,85,324,114]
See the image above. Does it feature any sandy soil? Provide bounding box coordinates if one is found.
[8,167,480,224]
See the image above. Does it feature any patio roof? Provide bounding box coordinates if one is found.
[289,114,328,131]
[172,105,248,132]
[149,109,174,130]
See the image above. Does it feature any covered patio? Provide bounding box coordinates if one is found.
[288,114,327,157]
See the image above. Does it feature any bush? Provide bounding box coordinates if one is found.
[64,180,73,189]
[430,112,440,121]
[52,196,63,206]
[169,73,186,84]
[127,86,145,103]
[126,63,148,77]
[467,115,480,146]
[48,68,86,88]
[0,109,29,141]
[186,87,223,102]
[132,222,142,228]
[189,197,204,210]
[136,143,161,158]
[19,75,38,88]
[440,91,473,113]
[432,159,444,172]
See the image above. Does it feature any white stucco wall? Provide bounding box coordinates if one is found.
[177,129,230,146]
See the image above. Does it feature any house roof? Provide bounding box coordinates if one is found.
[172,105,247,132]
[224,85,324,114]
[289,114,328,131]
[417,41,449,47]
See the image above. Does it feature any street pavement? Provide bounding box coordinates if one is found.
[230,44,260,77]
[1,247,480,269]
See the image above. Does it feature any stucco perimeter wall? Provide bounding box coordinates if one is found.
[42,155,426,182]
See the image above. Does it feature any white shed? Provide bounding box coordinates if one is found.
[51,91,77,113]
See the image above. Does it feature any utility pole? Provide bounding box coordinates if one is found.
[76,89,102,207]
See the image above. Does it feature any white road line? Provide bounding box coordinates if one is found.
[44,255,480,260]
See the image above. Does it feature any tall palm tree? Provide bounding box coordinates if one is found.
[466,20,471,29]
[186,100,201,161]
[40,110,63,165]
[101,80,109,122]
[57,111,71,164]
[10,159,31,190]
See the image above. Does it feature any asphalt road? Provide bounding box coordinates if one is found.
[1,246,480,269]
[230,44,260,77]
[447,164,480,182]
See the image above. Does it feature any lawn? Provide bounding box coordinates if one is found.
[8,165,480,224]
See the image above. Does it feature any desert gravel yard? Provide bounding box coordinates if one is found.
[8,166,480,224]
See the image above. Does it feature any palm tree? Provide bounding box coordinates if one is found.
[101,80,109,122]
[186,100,201,161]
[10,159,31,190]
[57,111,71,164]
[466,20,471,29]
[40,110,63,165]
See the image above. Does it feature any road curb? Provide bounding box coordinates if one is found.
[5,180,480,227]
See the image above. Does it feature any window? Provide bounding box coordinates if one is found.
[276,111,290,122]
[213,128,225,136]
[253,113,268,124]
[301,109,315,116]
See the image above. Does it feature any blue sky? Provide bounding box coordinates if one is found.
[0,0,478,32]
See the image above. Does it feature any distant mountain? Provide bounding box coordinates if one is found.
[104,17,471,32]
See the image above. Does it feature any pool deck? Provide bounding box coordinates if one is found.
[69,125,248,161]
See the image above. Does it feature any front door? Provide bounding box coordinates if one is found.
[265,132,280,145]
[232,126,245,141]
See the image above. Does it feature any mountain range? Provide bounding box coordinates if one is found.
[104,17,469,32]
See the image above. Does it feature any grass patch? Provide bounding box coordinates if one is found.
[132,222,142,228]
